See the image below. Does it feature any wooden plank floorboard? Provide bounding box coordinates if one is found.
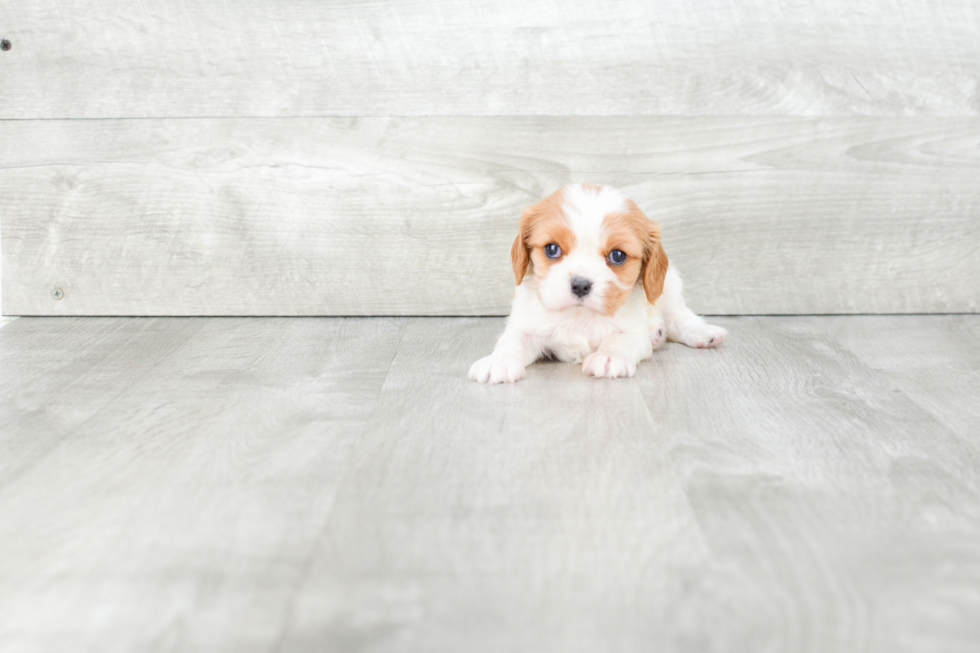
[278,316,980,652]
[277,317,708,652]
[2,117,978,316]
[0,0,976,118]
[830,315,980,438]
[633,317,980,652]
[0,318,207,484]
[0,317,403,653]
[1,316,978,652]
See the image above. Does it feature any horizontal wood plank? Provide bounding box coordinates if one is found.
[0,0,977,118]
[2,116,978,315]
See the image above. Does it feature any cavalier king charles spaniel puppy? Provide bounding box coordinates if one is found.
[469,183,728,384]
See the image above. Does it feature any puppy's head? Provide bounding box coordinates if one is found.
[512,184,668,314]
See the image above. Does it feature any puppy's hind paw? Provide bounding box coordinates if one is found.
[679,323,728,349]
[468,355,526,384]
[650,318,667,350]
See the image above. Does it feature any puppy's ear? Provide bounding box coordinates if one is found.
[511,230,530,285]
[642,221,669,304]
[511,205,536,285]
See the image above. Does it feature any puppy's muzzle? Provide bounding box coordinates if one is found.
[570,277,593,298]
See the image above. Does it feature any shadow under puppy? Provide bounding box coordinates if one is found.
[470,183,728,384]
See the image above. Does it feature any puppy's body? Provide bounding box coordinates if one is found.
[469,184,727,384]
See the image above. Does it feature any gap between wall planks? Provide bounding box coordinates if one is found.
[0,0,977,118]
[1,116,978,316]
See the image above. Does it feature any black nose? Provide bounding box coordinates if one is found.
[571,277,592,298]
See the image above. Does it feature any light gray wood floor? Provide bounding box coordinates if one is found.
[1,316,979,653]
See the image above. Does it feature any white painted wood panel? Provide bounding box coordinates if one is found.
[0,0,977,118]
[2,117,978,315]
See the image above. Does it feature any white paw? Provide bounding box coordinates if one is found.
[468,355,526,384]
[678,323,728,349]
[582,350,636,379]
[650,318,667,350]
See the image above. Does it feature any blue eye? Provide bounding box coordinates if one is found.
[608,250,627,265]
[544,243,562,259]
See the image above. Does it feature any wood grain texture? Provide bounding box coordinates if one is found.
[0,317,206,483]
[280,316,980,652]
[0,0,977,118]
[830,315,980,436]
[2,315,979,652]
[0,316,404,653]
[2,117,978,316]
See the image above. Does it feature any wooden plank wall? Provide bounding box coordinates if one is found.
[1,0,978,315]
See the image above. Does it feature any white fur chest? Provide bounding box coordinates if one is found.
[509,282,647,363]
[540,312,620,362]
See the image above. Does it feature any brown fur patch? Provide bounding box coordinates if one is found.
[600,199,668,312]
[511,232,529,285]
[601,283,633,315]
[512,188,575,284]
[635,202,669,303]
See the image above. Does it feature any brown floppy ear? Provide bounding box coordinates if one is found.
[511,230,530,285]
[642,222,669,304]
[511,206,536,285]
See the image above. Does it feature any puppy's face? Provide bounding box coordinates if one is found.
[512,184,668,315]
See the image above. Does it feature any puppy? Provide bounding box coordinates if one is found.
[469,183,727,384]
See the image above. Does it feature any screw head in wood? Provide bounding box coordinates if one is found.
[51,288,64,300]
[1,39,11,52]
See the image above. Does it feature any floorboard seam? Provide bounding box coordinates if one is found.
[266,319,407,653]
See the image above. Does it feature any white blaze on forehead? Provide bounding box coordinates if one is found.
[560,184,629,242]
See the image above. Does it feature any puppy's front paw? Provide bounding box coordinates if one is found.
[468,355,526,384]
[678,323,728,349]
[582,351,636,379]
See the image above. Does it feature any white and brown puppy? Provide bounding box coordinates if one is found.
[469,183,727,384]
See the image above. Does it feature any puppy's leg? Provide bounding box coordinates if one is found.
[656,268,728,349]
[647,305,668,350]
[469,327,544,384]
[582,332,652,379]
[469,296,547,385]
